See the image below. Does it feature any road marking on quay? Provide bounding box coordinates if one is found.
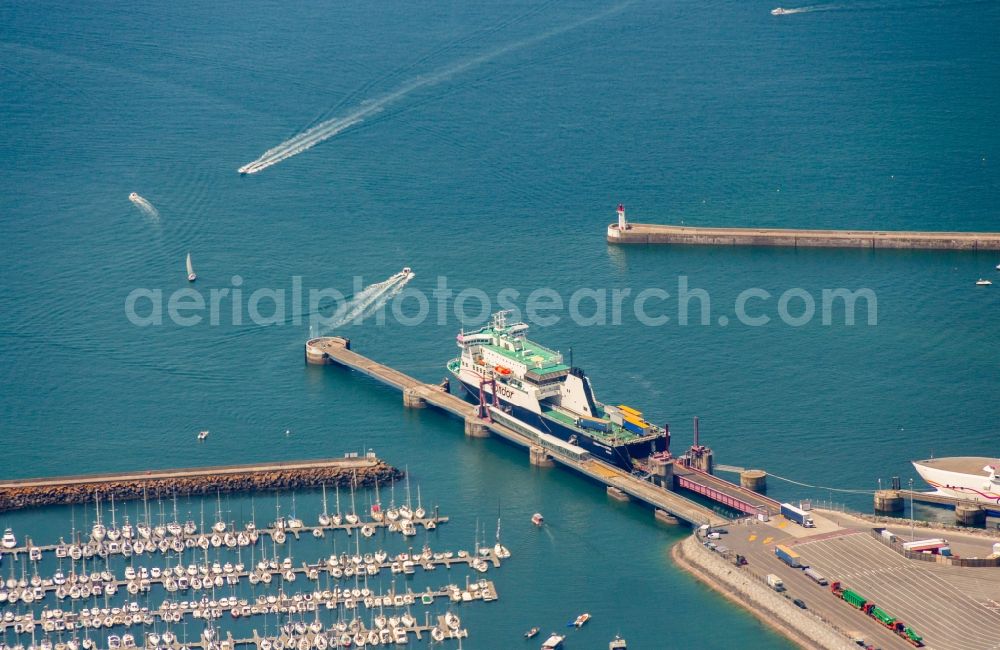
[795,533,1000,650]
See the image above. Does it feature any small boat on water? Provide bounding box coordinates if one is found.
[128,192,139,201]
[531,513,544,526]
[976,278,993,286]
[572,612,591,628]
[541,634,565,649]
[524,627,540,639]
[609,634,627,649]
[995,263,1000,270]
[186,253,197,282]
[1,528,16,549]
[771,7,791,14]
[197,430,209,441]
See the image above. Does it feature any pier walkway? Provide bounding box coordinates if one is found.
[306,337,728,527]
[674,465,781,517]
[898,489,1000,513]
[607,222,1000,250]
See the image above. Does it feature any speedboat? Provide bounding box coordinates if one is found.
[995,263,1000,270]
[531,513,544,526]
[976,278,993,286]
[771,7,791,14]
[393,266,414,281]
[198,430,209,441]
[128,192,139,201]
[1,528,16,549]
[541,634,565,650]
[524,627,540,639]
[573,613,591,628]
[186,253,197,282]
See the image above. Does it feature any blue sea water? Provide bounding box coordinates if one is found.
[1,0,999,647]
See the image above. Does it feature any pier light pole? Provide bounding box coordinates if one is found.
[908,478,914,541]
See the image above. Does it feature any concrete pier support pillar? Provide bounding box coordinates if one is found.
[649,456,675,490]
[464,416,490,438]
[402,389,426,409]
[740,470,767,493]
[955,504,986,527]
[873,490,904,513]
[529,446,553,466]
[607,486,630,502]
[690,449,714,474]
[654,509,679,525]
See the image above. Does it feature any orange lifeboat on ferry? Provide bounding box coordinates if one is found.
[494,365,512,375]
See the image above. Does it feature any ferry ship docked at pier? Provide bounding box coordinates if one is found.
[912,457,1000,505]
[447,312,668,471]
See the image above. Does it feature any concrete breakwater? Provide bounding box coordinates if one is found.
[0,456,402,513]
[607,222,1000,250]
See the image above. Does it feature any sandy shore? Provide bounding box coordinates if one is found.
[671,535,856,650]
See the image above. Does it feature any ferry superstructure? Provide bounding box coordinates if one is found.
[447,312,668,471]
[912,457,1000,505]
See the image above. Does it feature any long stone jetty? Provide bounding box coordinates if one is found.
[606,210,1000,250]
[0,455,401,512]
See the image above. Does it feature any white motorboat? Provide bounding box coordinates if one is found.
[186,252,197,282]
[541,633,565,649]
[976,278,992,286]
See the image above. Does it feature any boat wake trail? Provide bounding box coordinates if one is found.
[771,4,842,15]
[238,2,631,175]
[128,192,159,220]
[323,270,415,332]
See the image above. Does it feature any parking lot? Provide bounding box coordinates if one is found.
[718,524,909,649]
[796,532,1000,650]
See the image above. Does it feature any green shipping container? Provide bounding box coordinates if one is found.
[841,589,866,609]
[870,607,895,626]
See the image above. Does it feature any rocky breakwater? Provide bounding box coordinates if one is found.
[0,457,403,512]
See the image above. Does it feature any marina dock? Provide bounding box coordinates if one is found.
[0,456,401,513]
[0,513,449,559]
[606,220,1000,250]
[306,337,730,527]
